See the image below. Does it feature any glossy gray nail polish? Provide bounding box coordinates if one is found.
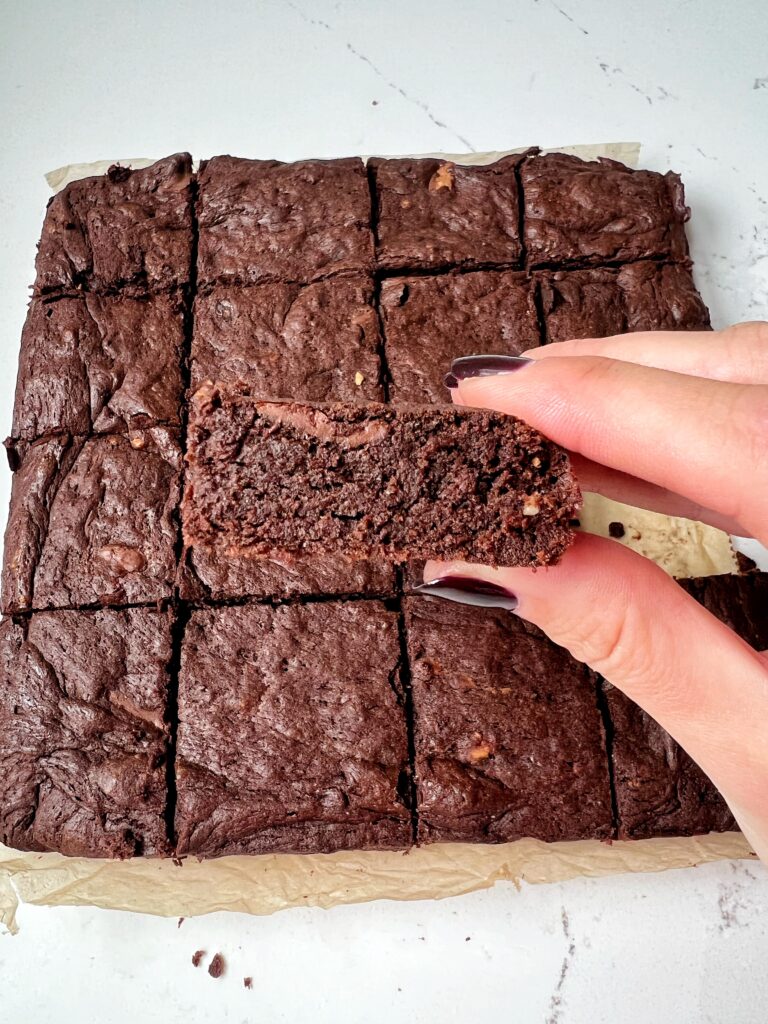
[414,576,518,611]
[444,354,533,389]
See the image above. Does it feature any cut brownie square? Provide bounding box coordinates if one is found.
[381,271,539,404]
[196,156,374,287]
[521,153,690,267]
[34,154,194,296]
[0,607,172,857]
[404,597,612,842]
[370,155,523,272]
[2,429,181,613]
[539,263,710,343]
[607,574,768,839]
[183,388,581,568]
[191,278,383,401]
[175,601,411,856]
[11,292,185,445]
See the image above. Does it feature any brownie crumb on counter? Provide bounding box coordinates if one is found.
[183,386,581,568]
[244,977,253,990]
[608,521,626,538]
[208,954,225,979]
[191,950,205,968]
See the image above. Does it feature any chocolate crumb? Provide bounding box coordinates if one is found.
[244,977,253,989]
[608,521,626,538]
[177,917,185,928]
[465,936,471,942]
[192,949,205,968]
[208,953,225,978]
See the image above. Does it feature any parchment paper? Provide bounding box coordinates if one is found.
[1,142,751,935]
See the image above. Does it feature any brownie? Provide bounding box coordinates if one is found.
[539,263,711,343]
[370,155,523,272]
[0,607,172,857]
[34,154,194,296]
[174,601,410,856]
[607,574,768,839]
[381,272,540,404]
[404,598,612,842]
[10,292,185,446]
[190,278,384,401]
[196,156,374,287]
[183,387,581,568]
[1,429,181,613]
[521,153,690,267]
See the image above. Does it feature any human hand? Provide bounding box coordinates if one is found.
[421,322,768,860]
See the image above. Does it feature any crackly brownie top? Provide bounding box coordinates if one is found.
[0,608,172,857]
[380,271,539,403]
[196,155,374,287]
[191,278,383,401]
[522,152,690,266]
[370,155,523,272]
[34,154,194,296]
[12,291,185,444]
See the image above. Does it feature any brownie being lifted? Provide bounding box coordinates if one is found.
[183,385,581,567]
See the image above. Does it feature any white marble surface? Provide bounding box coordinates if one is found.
[1,1,767,1021]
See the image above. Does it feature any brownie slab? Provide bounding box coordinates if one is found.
[191,278,383,401]
[2,429,181,613]
[608,574,768,839]
[183,387,581,567]
[0,607,172,857]
[522,153,690,267]
[539,263,711,343]
[175,601,410,856]
[34,154,194,296]
[404,598,612,842]
[197,156,374,287]
[11,292,185,445]
[381,271,539,404]
[370,156,523,272]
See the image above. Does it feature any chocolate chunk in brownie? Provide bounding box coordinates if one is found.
[608,574,768,839]
[183,387,581,568]
[175,601,410,856]
[370,155,523,272]
[11,292,185,445]
[191,278,383,401]
[2,429,181,613]
[539,263,710,342]
[403,597,612,842]
[522,153,690,267]
[380,272,539,404]
[196,156,374,287]
[0,607,172,857]
[34,154,194,296]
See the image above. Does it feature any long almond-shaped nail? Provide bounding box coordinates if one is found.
[414,576,518,611]
[444,354,533,389]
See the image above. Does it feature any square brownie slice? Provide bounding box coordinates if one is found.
[370,155,523,272]
[11,292,185,446]
[175,601,411,856]
[404,597,613,843]
[607,574,768,839]
[539,263,710,343]
[196,156,374,287]
[191,278,383,401]
[381,272,539,404]
[0,607,172,857]
[34,154,194,296]
[2,429,181,614]
[522,152,690,267]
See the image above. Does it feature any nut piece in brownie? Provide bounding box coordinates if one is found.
[183,388,581,568]
[196,156,374,287]
[34,154,194,296]
[381,272,539,404]
[0,607,172,857]
[175,601,411,856]
[2,429,181,614]
[539,263,711,343]
[522,153,690,267]
[191,278,383,401]
[11,292,185,446]
[404,598,612,842]
[370,155,523,272]
[607,574,768,839]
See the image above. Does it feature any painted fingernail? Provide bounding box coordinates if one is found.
[414,576,518,611]
[444,354,533,389]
